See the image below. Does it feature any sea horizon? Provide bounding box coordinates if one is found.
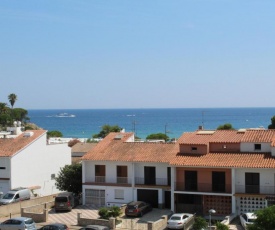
[28,107,275,140]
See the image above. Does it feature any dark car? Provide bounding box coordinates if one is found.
[38,223,68,230]
[55,192,79,212]
[79,225,109,230]
[125,201,152,217]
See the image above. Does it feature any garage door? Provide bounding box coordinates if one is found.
[85,189,105,207]
[0,181,9,195]
[137,189,158,208]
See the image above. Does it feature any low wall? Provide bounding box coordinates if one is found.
[77,213,115,229]
[20,201,55,223]
[148,215,168,230]
[0,194,56,218]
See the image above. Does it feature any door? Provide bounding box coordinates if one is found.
[144,167,156,185]
[212,172,225,192]
[137,189,158,208]
[245,173,259,193]
[185,171,197,191]
[85,189,105,207]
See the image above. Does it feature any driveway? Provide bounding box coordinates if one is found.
[46,205,99,226]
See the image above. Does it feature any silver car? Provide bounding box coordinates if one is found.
[167,213,194,229]
[0,217,36,230]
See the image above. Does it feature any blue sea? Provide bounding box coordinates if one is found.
[28,108,275,139]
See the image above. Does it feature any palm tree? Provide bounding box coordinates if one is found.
[8,93,17,109]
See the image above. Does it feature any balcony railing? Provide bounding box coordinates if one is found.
[135,177,169,186]
[175,182,231,193]
[235,185,275,195]
[94,176,131,184]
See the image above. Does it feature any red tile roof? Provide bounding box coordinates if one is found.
[170,152,275,168]
[82,132,178,163]
[71,142,97,153]
[0,130,46,157]
[241,129,275,143]
[82,130,275,169]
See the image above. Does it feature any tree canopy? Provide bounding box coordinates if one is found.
[93,124,122,138]
[47,130,63,139]
[268,116,275,129]
[247,205,275,230]
[146,133,169,142]
[217,123,235,130]
[55,163,82,194]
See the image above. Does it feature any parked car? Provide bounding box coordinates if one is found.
[125,201,152,217]
[240,212,257,229]
[38,223,68,230]
[0,217,36,230]
[79,225,110,230]
[167,213,194,229]
[54,192,79,212]
[0,188,31,205]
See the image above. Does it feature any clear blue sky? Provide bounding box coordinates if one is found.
[1,1,274,109]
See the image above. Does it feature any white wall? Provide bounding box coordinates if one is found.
[11,133,71,196]
[240,143,271,152]
[235,168,275,193]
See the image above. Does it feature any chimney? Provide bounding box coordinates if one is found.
[198,125,204,130]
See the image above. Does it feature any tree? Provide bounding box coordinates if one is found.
[217,123,235,130]
[55,163,82,194]
[268,116,275,129]
[146,133,169,142]
[68,139,81,147]
[93,124,122,138]
[47,130,63,139]
[247,206,275,230]
[8,93,17,109]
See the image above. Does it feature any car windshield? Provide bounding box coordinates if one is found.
[171,216,181,220]
[55,197,68,202]
[127,205,137,209]
[24,219,34,224]
[2,193,14,199]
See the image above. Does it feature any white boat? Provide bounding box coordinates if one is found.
[55,113,76,118]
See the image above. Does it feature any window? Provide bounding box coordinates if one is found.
[0,167,6,169]
[254,144,261,150]
[223,145,227,149]
[191,147,197,151]
[114,189,124,199]
[51,174,55,180]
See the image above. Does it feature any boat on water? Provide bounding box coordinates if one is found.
[55,113,76,118]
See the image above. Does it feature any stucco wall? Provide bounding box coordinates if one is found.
[11,134,71,195]
[210,143,240,152]
[240,142,271,152]
[179,144,208,154]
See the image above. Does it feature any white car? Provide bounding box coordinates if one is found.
[167,213,194,229]
[240,212,257,229]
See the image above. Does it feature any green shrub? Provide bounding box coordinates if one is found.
[216,221,229,230]
[98,206,122,220]
[192,216,208,230]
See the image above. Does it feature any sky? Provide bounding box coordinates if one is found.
[1,0,275,109]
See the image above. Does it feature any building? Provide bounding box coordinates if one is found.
[0,123,71,196]
[81,129,275,217]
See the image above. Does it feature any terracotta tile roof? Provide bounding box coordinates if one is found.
[71,142,97,153]
[178,130,244,145]
[170,152,275,168]
[0,130,47,157]
[82,132,178,163]
[241,129,275,143]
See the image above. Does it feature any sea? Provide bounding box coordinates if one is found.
[27,108,275,140]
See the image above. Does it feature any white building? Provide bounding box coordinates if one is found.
[0,125,71,196]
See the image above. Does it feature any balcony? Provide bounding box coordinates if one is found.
[85,176,131,186]
[235,185,275,195]
[175,182,231,193]
[135,177,170,186]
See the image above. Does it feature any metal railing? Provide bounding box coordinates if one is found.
[235,185,275,195]
[94,176,131,184]
[175,182,231,193]
[135,177,169,186]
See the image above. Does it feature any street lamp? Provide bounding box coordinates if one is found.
[209,209,216,229]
